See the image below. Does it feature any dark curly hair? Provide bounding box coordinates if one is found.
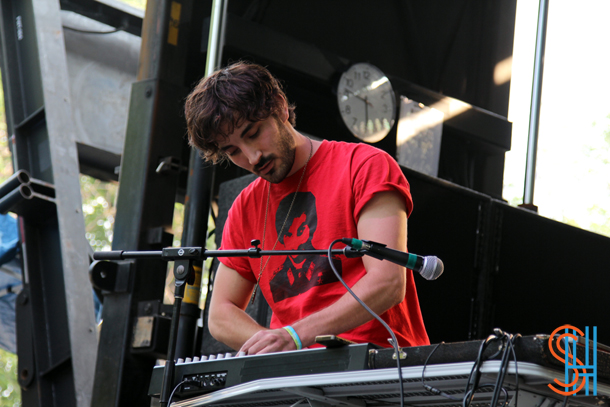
[185,62,296,163]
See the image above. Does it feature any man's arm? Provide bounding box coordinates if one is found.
[240,190,408,354]
[207,263,278,351]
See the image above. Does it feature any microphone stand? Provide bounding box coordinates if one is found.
[92,240,360,407]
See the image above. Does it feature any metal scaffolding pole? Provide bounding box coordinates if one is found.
[175,0,228,359]
[523,0,549,208]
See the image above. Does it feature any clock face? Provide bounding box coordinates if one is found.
[337,63,396,143]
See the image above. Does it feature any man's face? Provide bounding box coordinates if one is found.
[283,213,310,250]
[216,115,296,184]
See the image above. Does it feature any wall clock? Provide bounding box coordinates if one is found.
[337,63,397,143]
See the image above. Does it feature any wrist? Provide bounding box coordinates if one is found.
[282,326,302,350]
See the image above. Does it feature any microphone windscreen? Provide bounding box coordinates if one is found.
[421,256,444,280]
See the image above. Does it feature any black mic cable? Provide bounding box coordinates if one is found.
[421,342,462,401]
[327,239,405,407]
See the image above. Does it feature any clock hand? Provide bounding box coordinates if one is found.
[355,93,373,106]
[345,87,373,105]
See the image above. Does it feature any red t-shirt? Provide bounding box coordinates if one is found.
[219,140,429,348]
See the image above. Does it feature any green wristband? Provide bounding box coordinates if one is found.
[282,326,302,350]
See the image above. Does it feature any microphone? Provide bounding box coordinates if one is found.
[341,238,444,280]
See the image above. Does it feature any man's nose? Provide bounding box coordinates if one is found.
[244,146,262,167]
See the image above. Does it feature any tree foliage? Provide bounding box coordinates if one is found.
[0,75,13,182]
[0,348,19,407]
[81,175,118,252]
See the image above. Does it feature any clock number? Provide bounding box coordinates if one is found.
[346,78,354,88]
[345,105,351,115]
[352,117,358,126]
[363,71,370,80]
[354,71,361,81]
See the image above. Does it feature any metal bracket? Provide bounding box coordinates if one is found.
[89,260,133,293]
[155,156,187,175]
[130,300,171,358]
[393,348,407,360]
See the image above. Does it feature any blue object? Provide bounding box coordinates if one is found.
[0,213,19,265]
[0,213,21,354]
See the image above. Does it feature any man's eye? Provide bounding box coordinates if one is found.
[249,130,260,139]
[227,148,240,157]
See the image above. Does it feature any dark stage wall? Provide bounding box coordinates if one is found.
[405,168,610,346]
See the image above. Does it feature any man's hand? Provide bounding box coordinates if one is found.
[208,264,268,350]
[239,327,297,355]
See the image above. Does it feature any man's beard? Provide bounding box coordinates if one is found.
[256,119,296,184]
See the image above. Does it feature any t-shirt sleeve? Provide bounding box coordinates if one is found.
[218,195,258,283]
[351,149,413,223]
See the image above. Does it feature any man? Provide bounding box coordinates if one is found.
[185,61,429,355]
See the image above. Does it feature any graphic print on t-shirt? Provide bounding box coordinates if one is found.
[269,191,342,303]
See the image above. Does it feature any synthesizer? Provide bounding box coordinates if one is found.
[148,343,375,398]
[148,334,610,400]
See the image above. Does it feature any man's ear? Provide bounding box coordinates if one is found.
[275,94,289,123]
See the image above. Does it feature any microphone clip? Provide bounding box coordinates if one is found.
[356,239,387,262]
[342,246,365,259]
[341,238,386,261]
